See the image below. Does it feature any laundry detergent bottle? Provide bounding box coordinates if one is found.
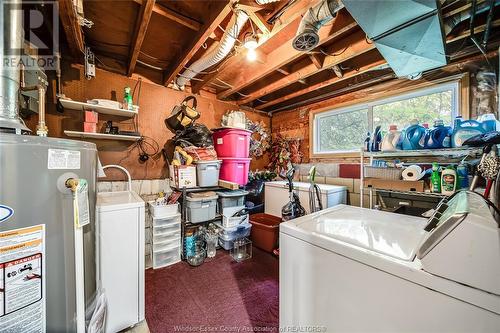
[381,125,402,151]
[451,116,486,147]
[425,119,452,149]
[401,120,426,150]
[441,166,457,196]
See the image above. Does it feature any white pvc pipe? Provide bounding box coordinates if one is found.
[102,165,132,191]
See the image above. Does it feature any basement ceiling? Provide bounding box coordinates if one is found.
[59,0,500,113]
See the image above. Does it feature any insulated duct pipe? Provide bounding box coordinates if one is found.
[255,0,281,4]
[175,10,249,89]
[292,0,344,52]
[0,0,29,133]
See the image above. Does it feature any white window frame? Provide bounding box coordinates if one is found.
[312,81,460,155]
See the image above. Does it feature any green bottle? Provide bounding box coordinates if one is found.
[124,86,133,110]
[431,162,441,193]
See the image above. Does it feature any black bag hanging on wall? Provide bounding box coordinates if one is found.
[165,96,200,133]
[174,124,214,147]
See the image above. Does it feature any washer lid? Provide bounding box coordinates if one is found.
[283,205,428,261]
[97,190,145,212]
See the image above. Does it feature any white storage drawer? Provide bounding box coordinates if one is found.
[153,213,181,227]
[153,247,181,269]
[153,221,180,235]
[153,230,180,244]
[153,239,180,252]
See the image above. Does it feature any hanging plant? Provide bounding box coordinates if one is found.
[246,119,271,158]
[268,134,292,177]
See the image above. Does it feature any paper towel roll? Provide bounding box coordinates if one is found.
[402,165,424,181]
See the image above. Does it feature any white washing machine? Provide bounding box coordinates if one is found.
[280,191,500,332]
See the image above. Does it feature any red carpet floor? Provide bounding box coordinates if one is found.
[145,247,279,333]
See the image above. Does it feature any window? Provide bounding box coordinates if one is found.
[313,82,460,155]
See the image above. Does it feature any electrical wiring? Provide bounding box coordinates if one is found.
[319,46,349,57]
[215,77,234,88]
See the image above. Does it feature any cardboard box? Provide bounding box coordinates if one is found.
[84,110,98,123]
[364,178,425,192]
[83,122,97,133]
[169,165,197,188]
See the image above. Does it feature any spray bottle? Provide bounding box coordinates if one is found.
[431,162,441,193]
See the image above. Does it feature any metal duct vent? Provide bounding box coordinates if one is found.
[292,0,344,51]
[342,0,447,77]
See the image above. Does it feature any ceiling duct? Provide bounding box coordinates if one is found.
[292,0,344,52]
[0,0,29,133]
[175,10,249,89]
[342,0,447,78]
[255,0,281,4]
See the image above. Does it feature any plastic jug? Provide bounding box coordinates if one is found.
[381,125,401,151]
[424,119,452,149]
[478,113,498,132]
[451,116,486,147]
[370,126,382,152]
[400,120,426,150]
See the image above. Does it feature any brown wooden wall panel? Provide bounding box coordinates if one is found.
[25,62,270,181]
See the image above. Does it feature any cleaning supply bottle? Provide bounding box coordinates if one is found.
[364,132,371,152]
[401,120,426,150]
[425,119,452,149]
[451,116,486,147]
[456,162,469,189]
[431,162,441,193]
[441,165,457,195]
[370,126,382,152]
[478,113,498,132]
[123,86,133,110]
[381,125,402,151]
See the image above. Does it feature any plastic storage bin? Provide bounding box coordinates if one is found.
[217,221,252,250]
[219,158,251,185]
[216,190,248,212]
[249,213,282,253]
[153,230,181,244]
[213,128,252,158]
[153,246,181,269]
[154,221,181,235]
[186,194,218,223]
[222,213,249,228]
[195,160,222,187]
[149,202,179,218]
[152,213,181,227]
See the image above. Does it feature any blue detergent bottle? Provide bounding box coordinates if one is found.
[451,116,486,147]
[425,119,452,149]
[400,120,426,150]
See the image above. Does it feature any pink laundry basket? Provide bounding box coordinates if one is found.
[212,128,251,158]
[219,158,251,185]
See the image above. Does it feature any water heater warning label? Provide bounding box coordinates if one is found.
[48,148,81,169]
[0,225,45,333]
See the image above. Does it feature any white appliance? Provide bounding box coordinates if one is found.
[96,188,145,333]
[265,181,346,217]
[280,191,500,332]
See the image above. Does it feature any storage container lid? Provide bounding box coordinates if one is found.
[216,221,251,232]
[216,190,249,197]
[265,181,347,194]
[194,160,222,164]
[186,195,218,201]
[212,127,253,134]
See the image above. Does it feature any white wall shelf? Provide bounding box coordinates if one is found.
[59,98,138,117]
[64,130,141,141]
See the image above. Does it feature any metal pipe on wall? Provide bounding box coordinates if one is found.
[0,0,29,133]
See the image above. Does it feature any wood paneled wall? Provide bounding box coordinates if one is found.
[24,62,270,180]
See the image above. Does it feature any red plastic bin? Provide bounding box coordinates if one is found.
[213,128,252,158]
[249,213,283,253]
[219,157,251,185]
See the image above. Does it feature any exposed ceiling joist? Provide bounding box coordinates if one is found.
[236,29,374,105]
[127,0,155,77]
[133,0,201,31]
[162,0,232,86]
[256,56,387,110]
[191,0,326,94]
[58,0,85,57]
[217,9,357,100]
[309,53,325,69]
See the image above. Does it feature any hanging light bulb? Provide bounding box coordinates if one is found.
[247,48,257,61]
[244,34,258,50]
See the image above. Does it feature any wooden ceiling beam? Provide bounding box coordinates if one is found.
[127,0,155,77]
[256,56,387,110]
[132,0,201,31]
[191,0,326,94]
[236,30,375,105]
[216,9,357,100]
[58,0,85,57]
[162,0,232,86]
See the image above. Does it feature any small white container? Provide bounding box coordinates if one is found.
[149,202,179,218]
